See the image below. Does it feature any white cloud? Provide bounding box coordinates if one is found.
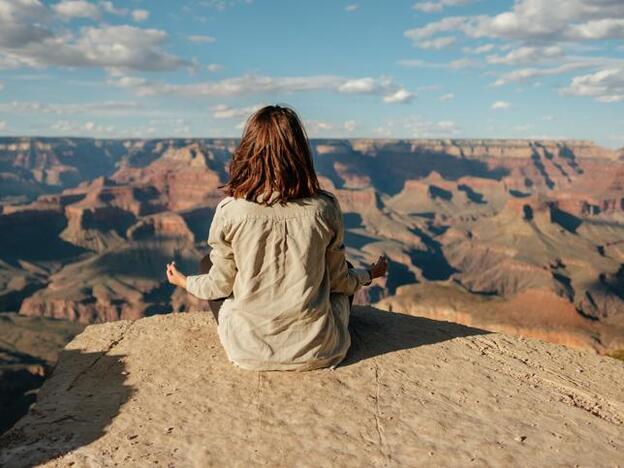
[412,0,472,13]
[53,0,100,20]
[417,36,456,50]
[345,4,358,12]
[0,0,53,49]
[404,16,466,43]
[439,93,454,101]
[344,120,357,132]
[206,63,223,72]
[302,119,359,136]
[50,120,116,135]
[99,1,128,16]
[188,35,216,43]
[211,103,262,119]
[406,0,624,43]
[108,74,410,102]
[486,46,564,65]
[375,116,461,137]
[132,9,149,22]
[109,73,412,103]
[462,43,495,54]
[491,100,511,110]
[0,120,6,130]
[52,1,148,22]
[382,88,415,104]
[492,62,595,86]
[304,120,332,133]
[561,67,624,102]
[199,0,254,11]
[0,100,143,115]
[0,2,186,71]
[398,58,477,69]
[337,77,384,94]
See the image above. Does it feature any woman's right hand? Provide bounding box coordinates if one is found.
[368,255,388,280]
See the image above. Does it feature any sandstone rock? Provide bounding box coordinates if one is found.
[2,137,624,356]
[1,307,623,467]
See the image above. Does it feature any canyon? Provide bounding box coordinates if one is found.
[1,137,623,356]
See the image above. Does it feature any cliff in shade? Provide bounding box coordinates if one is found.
[1,307,623,467]
[1,137,624,356]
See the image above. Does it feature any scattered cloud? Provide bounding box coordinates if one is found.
[406,0,624,42]
[53,1,100,20]
[462,43,495,54]
[188,35,217,43]
[417,36,456,50]
[439,93,454,101]
[199,0,254,11]
[382,88,415,104]
[0,120,6,130]
[491,62,596,87]
[398,58,477,69]
[206,63,224,72]
[0,100,143,115]
[50,120,116,135]
[404,16,466,44]
[486,46,564,66]
[211,103,262,119]
[0,2,184,71]
[374,117,461,137]
[108,73,413,103]
[561,67,624,102]
[99,1,128,16]
[132,9,149,22]
[412,0,472,13]
[303,119,358,136]
[491,100,511,110]
[345,4,358,12]
[344,120,357,132]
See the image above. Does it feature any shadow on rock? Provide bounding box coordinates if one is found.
[341,306,490,367]
[0,349,133,468]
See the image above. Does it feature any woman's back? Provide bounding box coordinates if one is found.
[166,104,384,371]
[185,188,372,371]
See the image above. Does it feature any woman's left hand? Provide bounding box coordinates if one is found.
[166,261,187,288]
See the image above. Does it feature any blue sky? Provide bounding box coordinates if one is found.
[0,0,623,148]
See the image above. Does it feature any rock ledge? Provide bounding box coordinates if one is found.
[1,306,623,467]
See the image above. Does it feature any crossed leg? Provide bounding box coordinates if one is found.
[199,255,357,325]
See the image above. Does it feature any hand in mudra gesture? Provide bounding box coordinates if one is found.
[368,255,388,280]
[166,261,187,288]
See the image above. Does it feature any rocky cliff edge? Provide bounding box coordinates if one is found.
[1,306,623,467]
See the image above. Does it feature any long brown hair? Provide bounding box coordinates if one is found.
[219,104,322,206]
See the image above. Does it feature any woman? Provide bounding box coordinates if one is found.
[166,104,387,371]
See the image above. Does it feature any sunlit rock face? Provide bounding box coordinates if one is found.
[1,310,623,467]
[1,137,623,354]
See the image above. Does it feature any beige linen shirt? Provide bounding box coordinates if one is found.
[185,189,372,371]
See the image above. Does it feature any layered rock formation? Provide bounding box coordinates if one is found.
[0,138,128,205]
[1,308,623,466]
[1,138,623,355]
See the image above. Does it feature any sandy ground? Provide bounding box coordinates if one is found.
[1,306,623,467]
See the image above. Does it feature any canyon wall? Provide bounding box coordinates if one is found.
[1,137,623,353]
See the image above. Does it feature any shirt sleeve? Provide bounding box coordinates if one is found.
[185,203,237,300]
[326,195,372,296]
